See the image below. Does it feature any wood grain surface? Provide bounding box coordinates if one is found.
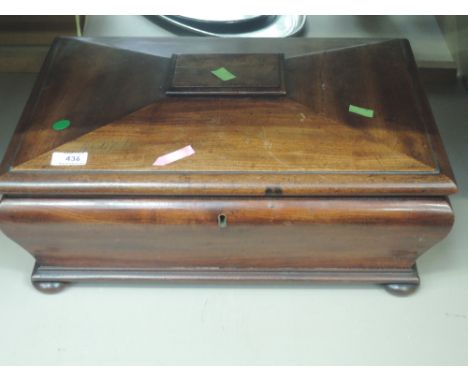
[167,53,286,95]
[0,197,454,270]
[0,37,457,196]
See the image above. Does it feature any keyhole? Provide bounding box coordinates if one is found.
[218,213,227,228]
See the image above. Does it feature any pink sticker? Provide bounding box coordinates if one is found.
[153,145,195,166]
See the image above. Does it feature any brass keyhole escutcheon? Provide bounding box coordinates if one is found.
[217,213,227,228]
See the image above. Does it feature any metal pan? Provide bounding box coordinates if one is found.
[156,15,306,37]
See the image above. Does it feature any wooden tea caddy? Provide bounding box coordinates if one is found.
[0,37,457,295]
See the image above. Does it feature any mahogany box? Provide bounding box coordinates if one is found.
[0,37,457,295]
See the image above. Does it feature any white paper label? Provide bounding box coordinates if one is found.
[51,152,88,166]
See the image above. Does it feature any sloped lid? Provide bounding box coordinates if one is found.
[0,37,457,196]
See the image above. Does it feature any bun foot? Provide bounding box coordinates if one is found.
[32,280,67,294]
[384,283,419,296]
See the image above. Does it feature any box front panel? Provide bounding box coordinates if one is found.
[0,197,454,270]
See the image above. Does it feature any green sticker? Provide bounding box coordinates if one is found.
[211,67,236,82]
[52,119,71,131]
[349,105,374,118]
